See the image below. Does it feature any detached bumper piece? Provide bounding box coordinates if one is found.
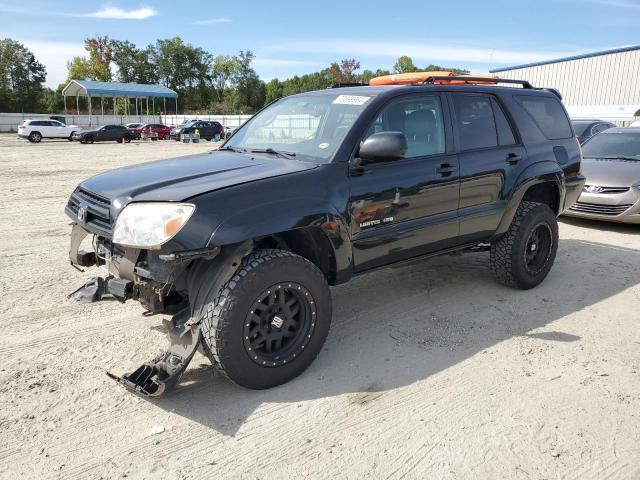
[107,309,200,397]
[68,275,132,303]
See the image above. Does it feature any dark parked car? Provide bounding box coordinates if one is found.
[65,75,584,396]
[169,120,224,141]
[73,125,135,144]
[571,119,615,144]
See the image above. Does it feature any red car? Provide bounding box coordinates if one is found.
[136,123,172,140]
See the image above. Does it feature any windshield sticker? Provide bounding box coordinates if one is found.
[332,95,370,106]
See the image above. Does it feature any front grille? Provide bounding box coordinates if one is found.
[66,187,112,236]
[569,201,633,216]
[583,185,630,194]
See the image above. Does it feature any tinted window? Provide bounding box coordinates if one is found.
[365,96,446,158]
[30,120,47,126]
[591,123,613,135]
[453,95,497,150]
[571,121,593,137]
[491,98,516,145]
[582,131,640,160]
[515,95,572,140]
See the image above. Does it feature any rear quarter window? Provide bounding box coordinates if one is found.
[515,95,573,140]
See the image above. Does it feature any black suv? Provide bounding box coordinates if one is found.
[169,120,224,141]
[65,77,585,396]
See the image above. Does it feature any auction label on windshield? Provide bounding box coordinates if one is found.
[332,95,371,106]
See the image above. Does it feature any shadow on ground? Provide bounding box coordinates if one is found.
[147,239,640,435]
[560,216,640,234]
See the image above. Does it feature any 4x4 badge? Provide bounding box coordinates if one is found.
[77,206,87,223]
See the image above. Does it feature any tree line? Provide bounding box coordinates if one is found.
[0,36,469,115]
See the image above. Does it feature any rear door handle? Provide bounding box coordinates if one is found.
[436,163,458,176]
[506,153,522,165]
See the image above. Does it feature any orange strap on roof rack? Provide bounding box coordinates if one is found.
[369,71,501,86]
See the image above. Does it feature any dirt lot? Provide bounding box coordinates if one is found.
[0,133,639,479]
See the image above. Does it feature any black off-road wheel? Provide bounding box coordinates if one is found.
[490,201,558,289]
[199,249,332,389]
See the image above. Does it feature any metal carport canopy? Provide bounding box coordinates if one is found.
[61,80,177,98]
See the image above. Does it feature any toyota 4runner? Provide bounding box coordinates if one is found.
[65,74,585,396]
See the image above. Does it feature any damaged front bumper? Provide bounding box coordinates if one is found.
[67,222,248,397]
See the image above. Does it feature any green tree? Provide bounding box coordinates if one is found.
[423,63,470,75]
[211,55,238,102]
[112,40,158,84]
[0,38,47,112]
[264,78,283,104]
[151,37,213,110]
[359,68,391,84]
[66,56,90,81]
[393,56,418,73]
[84,36,113,81]
[325,58,360,84]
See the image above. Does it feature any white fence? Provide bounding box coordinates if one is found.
[0,112,252,132]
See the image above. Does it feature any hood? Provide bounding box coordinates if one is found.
[80,150,319,207]
[581,157,640,187]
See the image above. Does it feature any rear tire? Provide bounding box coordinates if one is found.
[490,201,558,289]
[28,132,42,143]
[199,249,332,389]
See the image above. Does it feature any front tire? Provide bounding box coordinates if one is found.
[84,136,94,144]
[490,201,558,289]
[199,249,332,389]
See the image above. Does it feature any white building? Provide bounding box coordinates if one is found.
[490,46,640,124]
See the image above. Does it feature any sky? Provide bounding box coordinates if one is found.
[1,0,639,88]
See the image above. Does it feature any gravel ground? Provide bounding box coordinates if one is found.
[0,133,639,480]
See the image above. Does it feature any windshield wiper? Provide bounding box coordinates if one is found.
[249,148,297,159]
[218,145,247,153]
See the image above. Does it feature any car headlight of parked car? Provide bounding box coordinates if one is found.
[113,202,195,248]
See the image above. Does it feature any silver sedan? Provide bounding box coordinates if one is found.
[565,127,640,224]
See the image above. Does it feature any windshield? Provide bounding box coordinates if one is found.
[582,131,640,160]
[224,93,373,162]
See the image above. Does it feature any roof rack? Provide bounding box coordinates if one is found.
[329,82,368,88]
[423,76,534,88]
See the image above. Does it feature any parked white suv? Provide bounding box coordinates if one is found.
[17,119,79,143]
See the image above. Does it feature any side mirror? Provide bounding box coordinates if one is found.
[359,131,408,163]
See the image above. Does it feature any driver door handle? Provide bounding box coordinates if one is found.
[436,163,457,176]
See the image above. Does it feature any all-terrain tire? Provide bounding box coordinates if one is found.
[490,201,558,289]
[199,249,332,389]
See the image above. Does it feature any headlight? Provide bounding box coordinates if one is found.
[112,203,195,248]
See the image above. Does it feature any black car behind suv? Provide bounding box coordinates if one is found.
[73,124,134,144]
[65,75,585,396]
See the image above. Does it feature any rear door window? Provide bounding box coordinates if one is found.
[452,95,498,151]
[515,95,573,140]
